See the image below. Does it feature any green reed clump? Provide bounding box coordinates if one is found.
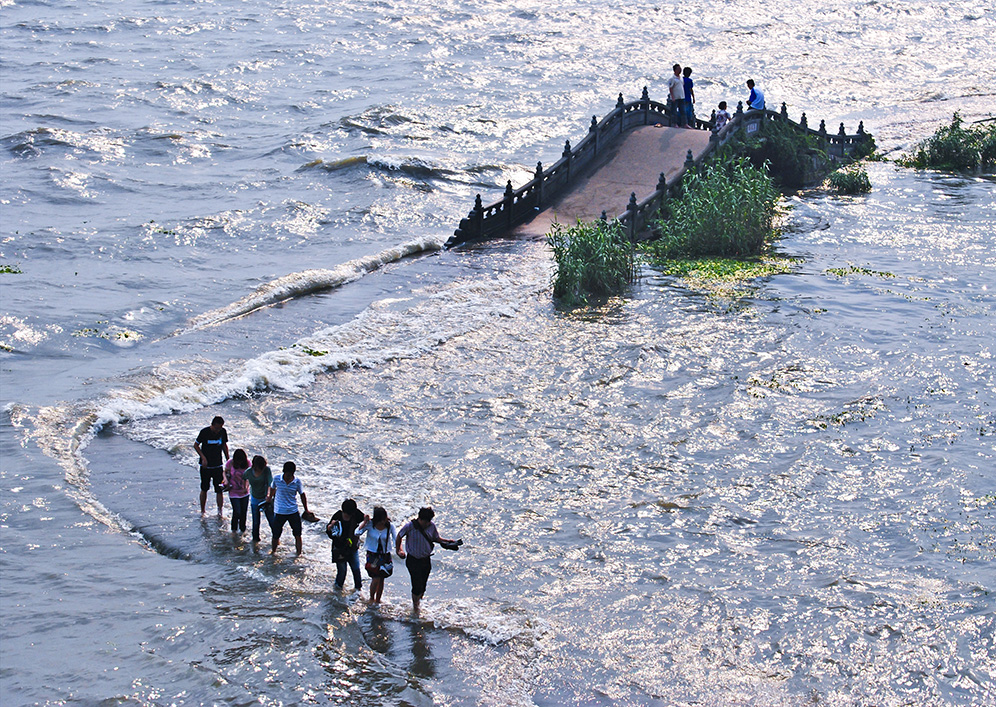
[826,165,872,194]
[547,219,635,307]
[899,113,996,173]
[643,158,780,261]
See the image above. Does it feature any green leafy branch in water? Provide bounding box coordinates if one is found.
[1,264,23,274]
[898,112,996,173]
[300,347,328,357]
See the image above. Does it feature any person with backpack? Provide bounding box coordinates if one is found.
[326,498,367,592]
[396,507,460,615]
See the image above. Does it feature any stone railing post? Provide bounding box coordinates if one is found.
[627,192,638,242]
[641,86,650,125]
[780,103,788,120]
[736,100,744,116]
[684,149,695,172]
[800,113,808,130]
[600,210,608,222]
[838,122,847,137]
[656,172,667,193]
[472,194,484,237]
[617,92,625,134]
[534,161,544,209]
[503,181,514,228]
[563,139,572,182]
[590,115,599,156]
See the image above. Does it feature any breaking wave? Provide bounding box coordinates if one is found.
[182,235,445,332]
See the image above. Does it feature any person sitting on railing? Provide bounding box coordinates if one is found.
[715,101,731,132]
[746,79,765,111]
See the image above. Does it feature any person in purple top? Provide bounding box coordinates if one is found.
[396,507,458,614]
[223,448,251,534]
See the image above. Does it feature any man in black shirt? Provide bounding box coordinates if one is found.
[194,416,229,516]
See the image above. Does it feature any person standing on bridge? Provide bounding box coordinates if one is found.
[668,64,686,127]
[682,67,696,127]
[746,79,765,111]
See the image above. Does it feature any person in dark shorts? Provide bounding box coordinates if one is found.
[267,461,310,556]
[396,507,458,615]
[326,498,367,592]
[194,416,229,516]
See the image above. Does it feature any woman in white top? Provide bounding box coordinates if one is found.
[356,506,396,604]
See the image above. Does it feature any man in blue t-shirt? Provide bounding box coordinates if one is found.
[194,416,229,516]
[746,79,765,111]
[267,461,310,556]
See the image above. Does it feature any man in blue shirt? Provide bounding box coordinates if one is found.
[267,461,311,556]
[746,79,766,111]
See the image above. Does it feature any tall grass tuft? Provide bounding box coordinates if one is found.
[643,158,780,261]
[826,165,872,194]
[547,219,635,307]
[899,113,996,173]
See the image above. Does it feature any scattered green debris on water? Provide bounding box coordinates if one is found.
[147,220,178,236]
[809,395,886,429]
[898,112,996,173]
[826,165,872,194]
[826,264,896,279]
[745,363,820,397]
[301,347,328,357]
[1,264,23,274]
[71,324,143,343]
[548,218,635,308]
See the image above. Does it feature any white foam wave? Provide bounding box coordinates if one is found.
[424,597,551,647]
[95,267,548,429]
[182,235,444,333]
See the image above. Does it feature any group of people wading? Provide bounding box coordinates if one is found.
[194,416,461,613]
[664,62,765,129]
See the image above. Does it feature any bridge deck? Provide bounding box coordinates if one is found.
[511,125,711,238]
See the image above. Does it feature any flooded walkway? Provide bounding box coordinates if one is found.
[511,125,711,237]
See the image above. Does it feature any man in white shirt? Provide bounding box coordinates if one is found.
[667,64,686,127]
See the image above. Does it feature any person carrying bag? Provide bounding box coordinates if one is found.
[356,506,396,605]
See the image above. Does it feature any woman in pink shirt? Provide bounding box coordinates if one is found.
[223,449,252,534]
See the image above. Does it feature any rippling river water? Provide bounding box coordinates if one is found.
[2,1,994,704]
